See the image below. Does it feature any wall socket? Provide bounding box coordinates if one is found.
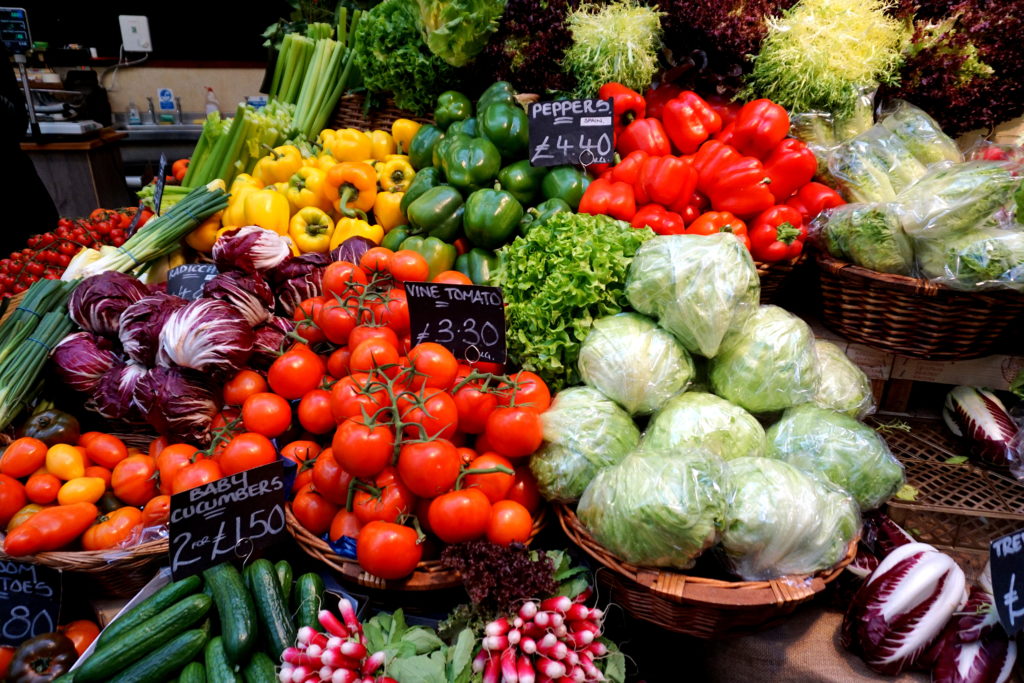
[118,15,152,52]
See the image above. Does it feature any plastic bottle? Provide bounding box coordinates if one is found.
[127,101,141,125]
[204,87,220,116]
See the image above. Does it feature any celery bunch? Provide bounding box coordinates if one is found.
[183,101,294,188]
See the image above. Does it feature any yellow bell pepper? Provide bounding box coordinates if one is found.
[289,207,335,253]
[185,210,223,253]
[252,144,303,185]
[392,119,422,155]
[369,130,397,160]
[330,217,384,249]
[57,477,106,505]
[317,154,338,172]
[46,444,85,481]
[373,191,405,231]
[286,167,330,212]
[243,189,291,234]
[230,173,263,193]
[378,156,415,192]
[325,128,372,162]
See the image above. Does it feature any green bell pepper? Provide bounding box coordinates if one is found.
[407,185,464,242]
[477,81,518,117]
[401,167,442,214]
[480,102,529,160]
[399,236,457,280]
[435,91,473,130]
[381,225,411,251]
[433,132,459,169]
[441,135,502,193]
[455,248,501,285]
[447,117,479,138]
[463,188,524,250]
[409,124,444,170]
[497,161,548,205]
[519,198,571,234]
[541,166,590,210]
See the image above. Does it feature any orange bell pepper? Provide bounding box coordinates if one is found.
[81,506,144,551]
[3,502,99,556]
[325,162,378,219]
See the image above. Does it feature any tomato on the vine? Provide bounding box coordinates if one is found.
[268,349,325,400]
[352,467,416,525]
[359,247,393,276]
[401,389,459,441]
[219,432,277,476]
[312,448,353,506]
[171,458,223,495]
[405,343,458,390]
[463,453,514,503]
[349,338,400,375]
[330,373,388,422]
[332,418,395,478]
[316,299,358,345]
[298,389,335,434]
[329,508,363,542]
[428,488,491,544]
[241,392,292,438]
[323,261,368,301]
[506,467,541,513]
[222,369,267,405]
[356,521,422,580]
[378,288,410,335]
[484,407,543,458]
[456,447,476,466]
[348,325,399,351]
[451,377,498,435]
[293,483,338,536]
[486,500,533,545]
[396,439,460,498]
[388,250,429,283]
[293,297,326,344]
[499,371,551,413]
[327,347,352,379]
[432,270,472,285]
[280,440,321,467]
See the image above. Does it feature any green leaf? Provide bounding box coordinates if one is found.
[945,455,969,465]
[554,574,590,599]
[895,484,920,501]
[601,639,627,683]
[387,650,448,683]
[390,608,408,641]
[363,619,387,654]
[401,627,445,654]
[448,628,476,683]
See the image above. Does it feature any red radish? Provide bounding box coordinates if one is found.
[517,655,536,683]
[569,620,599,635]
[327,636,344,650]
[321,649,361,670]
[564,603,590,622]
[538,640,568,661]
[553,625,568,639]
[536,658,566,679]
[279,665,293,683]
[538,633,558,650]
[283,648,323,666]
[486,617,511,636]
[483,635,509,651]
[483,653,501,683]
[513,616,524,629]
[588,641,608,657]
[521,637,537,654]
[565,651,579,668]
[473,650,489,673]
[566,629,594,648]
[298,626,328,647]
[508,629,522,645]
[570,666,586,683]
[332,670,359,683]
[522,623,546,639]
[588,608,603,622]
[319,610,350,638]
[549,613,564,629]
[519,601,538,620]
[339,598,363,635]
[574,588,593,604]
[501,648,519,682]
[340,641,368,659]
[541,596,573,614]
[534,611,551,628]
[578,655,604,681]
[361,651,386,675]
[290,665,314,683]
[307,644,324,657]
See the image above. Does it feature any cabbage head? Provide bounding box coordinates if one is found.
[765,404,904,510]
[578,450,726,569]
[530,387,640,502]
[578,313,694,415]
[812,340,876,419]
[625,233,760,358]
[642,392,765,461]
[721,457,860,580]
[708,305,819,414]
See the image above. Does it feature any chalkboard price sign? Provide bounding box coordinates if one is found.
[169,461,287,580]
[167,263,218,301]
[991,530,1024,635]
[528,98,615,168]
[0,561,61,646]
[405,282,507,364]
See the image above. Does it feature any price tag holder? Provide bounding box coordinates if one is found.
[528,98,614,168]
[169,461,287,580]
[406,282,507,364]
[153,153,168,216]
[0,562,61,646]
[991,530,1024,635]
[167,263,218,301]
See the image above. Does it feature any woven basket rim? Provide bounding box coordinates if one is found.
[0,536,168,571]
[754,250,807,276]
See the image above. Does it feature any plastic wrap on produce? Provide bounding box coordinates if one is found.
[577,450,726,569]
[915,225,1024,290]
[641,392,766,461]
[790,86,877,173]
[896,161,1021,238]
[878,100,962,166]
[708,305,819,414]
[813,202,914,275]
[529,386,640,502]
[811,340,876,419]
[577,312,694,416]
[765,404,904,510]
[828,127,927,202]
[720,457,860,581]
[625,233,760,359]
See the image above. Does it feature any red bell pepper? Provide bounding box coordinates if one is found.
[693,141,775,217]
[662,91,722,154]
[617,118,671,157]
[679,203,702,225]
[729,99,791,160]
[749,205,807,262]
[631,204,686,235]
[608,150,650,201]
[644,83,683,120]
[785,182,845,223]
[686,211,750,250]
[675,190,709,222]
[578,177,637,222]
[637,155,697,208]
[706,96,742,129]
[692,140,742,195]
[763,138,817,202]
[599,83,646,137]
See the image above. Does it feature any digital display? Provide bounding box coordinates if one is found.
[0,7,31,54]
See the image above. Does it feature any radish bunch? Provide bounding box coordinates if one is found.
[476,592,608,683]
[279,599,394,683]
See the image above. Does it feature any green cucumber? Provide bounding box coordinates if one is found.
[179,662,206,683]
[96,575,201,648]
[247,559,296,658]
[205,636,242,683]
[110,628,207,683]
[275,560,293,598]
[76,593,211,683]
[203,563,258,666]
[292,572,325,630]
[243,652,277,683]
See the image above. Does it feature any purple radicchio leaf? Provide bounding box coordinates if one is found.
[212,225,292,274]
[50,331,120,393]
[266,252,329,317]
[157,299,254,377]
[862,510,917,558]
[201,270,274,327]
[250,316,294,369]
[943,386,1022,469]
[330,236,376,265]
[68,271,150,338]
[86,362,148,421]
[927,587,1017,683]
[135,365,218,445]
[117,292,188,365]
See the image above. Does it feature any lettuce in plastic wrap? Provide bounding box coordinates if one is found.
[578,313,694,416]
[529,387,640,502]
[879,100,962,166]
[577,450,726,569]
[765,404,904,510]
[817,203,914,275]
[642,392,766,461]
[811,340,876,419]
[625,233,760,358]
[708,305,819,414]
[721,457,860,580]
[915,226,1024,290]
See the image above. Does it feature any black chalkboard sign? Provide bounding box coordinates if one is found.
[169,461,287,580]
[991,530,1024,635]
[0,561,61,646]
[528,98,615,167]
[405,282,507,364]
[168,263,218,301]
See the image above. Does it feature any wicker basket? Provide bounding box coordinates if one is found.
[756,252,807,303]
[556,504,856,638]
[816,253,1024,359]
[331,93,432,132]
[286,504,547,591]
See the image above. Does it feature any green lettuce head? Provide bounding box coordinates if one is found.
[625,233,760,358]
[765,403,904,510]
[578,313,694,415]
[812,340,876,419]
[708,305,819,414]
[529,387,640,502]
[721,457,860,580]
[578,450,726,569]
[642,392,766,461]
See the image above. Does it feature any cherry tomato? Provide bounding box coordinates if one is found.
[156,444,200,496]
[353,467,416,525]
[297,389,334,434]
[405,343,458,390]
[292,483,338,536]
[506,467,541,513]
[348,325,399,351]
[397,440,460,498]
[142,495,171,526]
[0,437,47,478]
[499,371,551,413]
[241,392,292,438]
[84,433,129,470]
[486,500,533,545]
[349,338,400,375]
[452,377,498,435]
[322,261,368,300]
[360,247,393,276]
[462,453,514,503]
[268,349,326,400]
[293,297,326,344]
[219,433,277,476]
[0,474,26,527]
[428,488,491,544]
[388,250,429,283]
[332,419,395,478]
[172,458,223,494]
[316,299,358,345]
[329,508,363,542]
[401,389,458,441]
[312,448,353,506]
[223,369,268,406]
[356,521,422,580]
[330,373,388,422]
[327,347,352,378]
[111,455,158,505]
[484,407,543,458]
[24,472,60,505]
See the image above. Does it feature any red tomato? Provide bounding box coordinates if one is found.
[456,447,477,466]
[84,465,112,488]
[329,373,388,422]
[428,488,491,543]
[223,369,268,406]
[0,437,47,478]
[462,453,514,503]
[61,619,100,656]
[349,338,400,375]
[172,458,223,495]
[279,440,321,467]
[298,389,335,434]
[268,350,326,400]
[356,521,422,580]
[506,467,541,513]
[405,343,458,390]
[432,270,472,285]
[353,467,416,525]
[323,261,368,301]
[332,419,395,478]
[348,325,399,351]
[388,251,429,283]
[396,440,460,498]
[241,392,292,438]
[316,299,358,345]
[402,389,459,441]
[486,500,533,545]
[292,297,326,344]
[148,436,169,460]
[142,495,171,526]
[329,508,363,542]
[359,247,393,276]
[0,474,26,527]
[292,484,339,536]
[379,288,410,334]
[312,448,353,505]
[112,455,159,505]
[484,407,543,458]
[156,444,199,496]
[452,378,498,435]
[219,433,277,476]
[499,371,551,413]
[24,472,60,505]
[84,433,129,470]
[327,347,352,378]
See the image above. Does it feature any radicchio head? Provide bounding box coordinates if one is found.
[135,365,218,445]
[213,226,292,274]
[51,331,120,393]
[202,270,274,326]
[118,292,188,365]
[68,271,150,338]
[157,299,254,377]
[86,362,148,420]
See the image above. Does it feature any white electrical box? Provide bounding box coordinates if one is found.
[118,15,152,52]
